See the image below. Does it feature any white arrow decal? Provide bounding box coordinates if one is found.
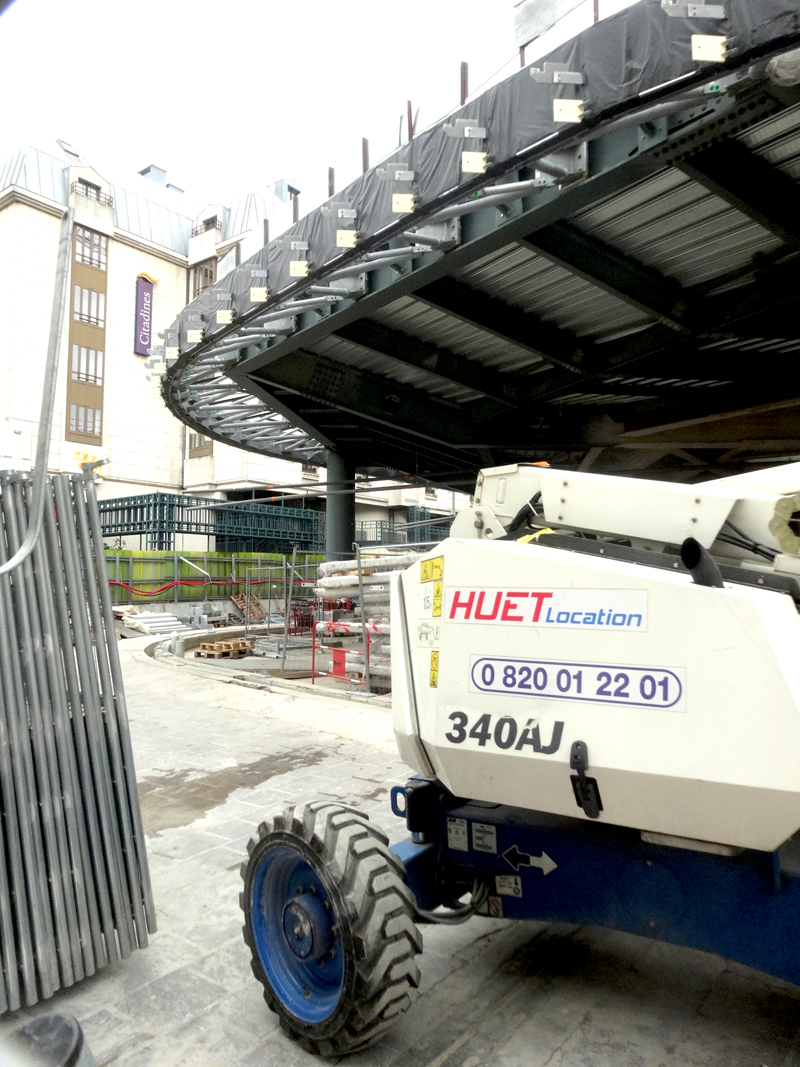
[502,844,557,875]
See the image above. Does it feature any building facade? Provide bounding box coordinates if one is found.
[0,141,463,548]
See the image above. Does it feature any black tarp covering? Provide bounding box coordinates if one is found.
[170,0,800,355]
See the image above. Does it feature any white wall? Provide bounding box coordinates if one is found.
[0,201,65,473]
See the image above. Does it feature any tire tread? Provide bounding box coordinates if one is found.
[241,801,421,1056]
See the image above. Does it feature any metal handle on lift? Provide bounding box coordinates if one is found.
[570,741,603,819]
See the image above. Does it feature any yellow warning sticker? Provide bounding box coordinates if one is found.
[429,650,439,687]
[421,556,444,583]
[432,579,443,618]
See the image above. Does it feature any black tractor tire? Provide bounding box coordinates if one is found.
[240,801,422,1056]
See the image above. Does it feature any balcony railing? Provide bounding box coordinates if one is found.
[70,181,113,207]
[192,220,222,238]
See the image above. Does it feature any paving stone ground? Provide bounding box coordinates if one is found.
[2,648,800,1066]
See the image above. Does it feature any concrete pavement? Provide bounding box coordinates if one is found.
[1,648,799,1066]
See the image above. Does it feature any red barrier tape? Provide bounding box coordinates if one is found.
[108,577,314,598]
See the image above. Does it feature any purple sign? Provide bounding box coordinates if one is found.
[134,276,154,356]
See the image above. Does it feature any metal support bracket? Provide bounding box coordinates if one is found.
[531,62,584,85]
[378,166,415,182]
[534,143,588,186]
[402,218,461,251]
[661,1,725,17]
[444,118,488,140]
[570,740,603,819]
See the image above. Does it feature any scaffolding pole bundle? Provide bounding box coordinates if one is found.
[0,470,155,1014]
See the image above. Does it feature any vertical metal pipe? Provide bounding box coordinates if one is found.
[2,475,67,994]
[354,542,371,694]
[0,477,50,1004]
[52,476,129,962]
[71,475,146,946]
[460,61,468,106]
[42,480,108,972]
[24,475,88,983]
[0,208,72,579]
[82,474,155,935]
[362,138,369,174]
[279,546,297,678]
[407,99,414,141]
[0,679,22,1011]
[328,167,335,199]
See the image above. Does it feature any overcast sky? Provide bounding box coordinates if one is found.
[0,0,521,212]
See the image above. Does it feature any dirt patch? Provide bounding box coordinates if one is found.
[138,749,329,834]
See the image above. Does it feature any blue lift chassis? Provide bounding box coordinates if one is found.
[390,778,800,988]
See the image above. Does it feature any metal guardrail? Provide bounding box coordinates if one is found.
[191,220,222,237]
[70,181,113,207]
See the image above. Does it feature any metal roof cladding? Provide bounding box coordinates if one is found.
[162,0,800,485]
[0,144,195,253]
[0,145,283,258]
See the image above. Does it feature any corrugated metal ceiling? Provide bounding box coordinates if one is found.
[571,169,783,287]
[370,296,544,375]
[455,243,651,338]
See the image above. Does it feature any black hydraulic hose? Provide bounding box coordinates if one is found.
[415,880,490,926]
[498,492,542,540]
[681,538,725,588]
[723,520,777,562]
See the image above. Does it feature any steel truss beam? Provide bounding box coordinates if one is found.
[519,222,692,331]
[679,138,800,249]
[332,319,517,408]
[252,352,484,448]
[413,277,588,374]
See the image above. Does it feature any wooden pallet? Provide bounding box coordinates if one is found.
[195,648,249,660]
[198,638,255,653]
[231,593,266,621]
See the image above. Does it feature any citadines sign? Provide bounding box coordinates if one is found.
[134,275,154,356]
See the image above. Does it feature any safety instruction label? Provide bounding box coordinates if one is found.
[432,579,443,618]
[421,556,444,583]
[447,817,469,851]
[495,874,522,897]
[417,620,440,648]
[472,823,497,854]
[429,651,439,688]
[470,656,686,712]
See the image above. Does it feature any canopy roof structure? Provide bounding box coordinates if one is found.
[161,0,800,486]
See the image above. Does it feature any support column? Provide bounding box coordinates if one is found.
[325,450,356,561]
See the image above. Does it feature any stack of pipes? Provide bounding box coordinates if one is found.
[314,553,422,687]
[0,470,155,1013]
[315,553,421,622]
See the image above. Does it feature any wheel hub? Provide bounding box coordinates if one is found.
[281,892,334,960]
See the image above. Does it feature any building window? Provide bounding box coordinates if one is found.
[73,284,105,327]
[69,404,102,437]
[301,462,319,481]
[191,258,216,299]
[424,486,437,500]
[71,345,103,385]
[188,432,213,457]
[75,225,107,270]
